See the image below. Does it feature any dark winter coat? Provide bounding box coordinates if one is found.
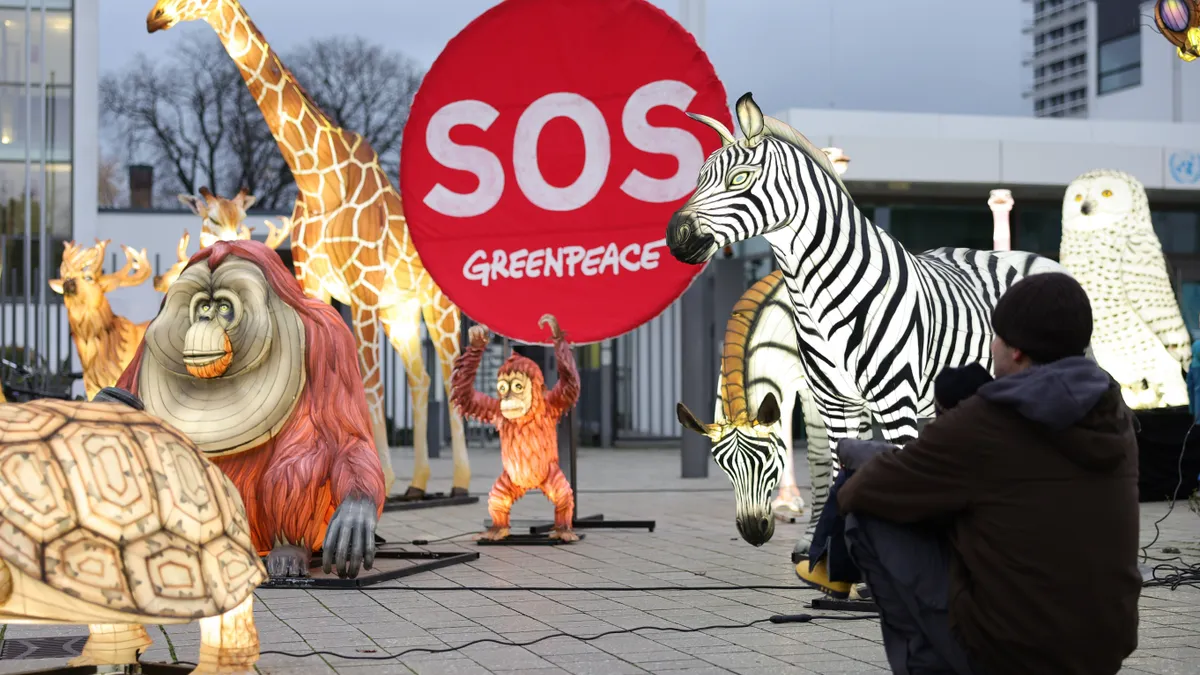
[839,356,1142,675]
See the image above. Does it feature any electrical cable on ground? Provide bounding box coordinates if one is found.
[166,613,880,666]
[1138,422,1199,589]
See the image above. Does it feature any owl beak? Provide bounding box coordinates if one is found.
[1081,200,1095,216]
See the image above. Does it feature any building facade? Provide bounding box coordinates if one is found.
[0,0,97,394]
[1027,0,1200,121]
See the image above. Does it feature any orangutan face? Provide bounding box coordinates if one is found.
[498,372,533,420]
[140,254,307,457]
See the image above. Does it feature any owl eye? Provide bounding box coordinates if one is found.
[1101,189,1113,198]
[1074,194,1082,202]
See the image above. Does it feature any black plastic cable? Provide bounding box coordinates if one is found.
[166,613,880,666]
[1139,422,1195,565]
[298,583,809,592]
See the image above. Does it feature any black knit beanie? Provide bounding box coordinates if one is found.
[934,363,993,412]
[991,272,1093,364]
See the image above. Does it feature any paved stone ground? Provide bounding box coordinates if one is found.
[0,447,1197,674]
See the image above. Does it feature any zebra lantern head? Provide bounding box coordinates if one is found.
[677,392,783,546]
[666,92,848,265]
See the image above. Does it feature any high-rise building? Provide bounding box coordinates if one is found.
[1025,0,1091,117]
[1026,0,1200,122]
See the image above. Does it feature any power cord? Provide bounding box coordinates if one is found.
[166,613,880,666]
[1138,421,1199,589]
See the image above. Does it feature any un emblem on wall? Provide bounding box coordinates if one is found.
[1168,151,1200,185]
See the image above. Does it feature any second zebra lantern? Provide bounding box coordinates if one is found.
[677,270,837,547]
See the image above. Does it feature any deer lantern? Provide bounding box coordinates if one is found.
[48,240,151,400]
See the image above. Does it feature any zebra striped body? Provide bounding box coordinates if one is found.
[668,95,1067,553]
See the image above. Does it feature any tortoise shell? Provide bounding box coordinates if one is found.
[0,399,265,620]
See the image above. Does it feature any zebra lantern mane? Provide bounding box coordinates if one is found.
[690,93,850,196]
[721,270,785,424]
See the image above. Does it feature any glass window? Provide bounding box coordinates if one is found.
[1179,281,1200,339]
[1098,33,1140,95]
[888,204,994,253]
[0,161,71,238]
[0,84,70,160]
[1152,210,1200,254]
[1015,205,1063,255]
[0,233,66,299]
[0,9,72,86]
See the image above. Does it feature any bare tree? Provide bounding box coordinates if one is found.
[100,32,424,210]
[97,155,123,207]
[289,35,424,179]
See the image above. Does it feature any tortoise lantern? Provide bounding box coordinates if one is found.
[0,397,266,674]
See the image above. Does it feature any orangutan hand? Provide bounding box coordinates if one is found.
[469,325,491,348]
[539,314,564,341]
[322,493,378,579]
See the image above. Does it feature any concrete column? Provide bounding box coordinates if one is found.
[600,340,614,447]
[425,337,442,459]
[680,269,714,478]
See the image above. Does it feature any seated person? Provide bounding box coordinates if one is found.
[796,363,994,598]
[808,274,1141,675]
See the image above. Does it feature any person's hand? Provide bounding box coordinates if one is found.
[322,493,378,579]
[468,325,491,348]
[836,439,897,472]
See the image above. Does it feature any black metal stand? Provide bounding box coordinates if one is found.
[809,597,880,613]
[258,547,480,589]
[0,665,190,675]
[383,492,479,512]
[478,533,585,546]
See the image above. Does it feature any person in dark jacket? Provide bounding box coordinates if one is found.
[796,363,994,597]
[836,272,1142,675]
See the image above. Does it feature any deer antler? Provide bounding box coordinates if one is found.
[101,244,151,290]
[265,217,293,249]
[153,231,191,293]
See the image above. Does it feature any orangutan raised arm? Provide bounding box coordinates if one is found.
[539,314,580,418]
[450,326,502,423]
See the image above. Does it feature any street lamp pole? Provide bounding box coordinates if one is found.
[988,189,1014,251]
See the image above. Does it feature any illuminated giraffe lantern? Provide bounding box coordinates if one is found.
[147,0,470,499]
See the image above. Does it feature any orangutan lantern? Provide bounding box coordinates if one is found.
[451,316,581,543]
[116,239,385,579]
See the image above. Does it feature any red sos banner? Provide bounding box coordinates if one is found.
[400,0,732,345]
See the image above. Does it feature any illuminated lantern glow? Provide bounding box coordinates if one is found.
[1159,0,1191,32]
[1153,0,1200,61]
[47,241,153,401]
[0,398,266,672]
[676,270,840,552]
[988,189,1014,251]
[116,240,386,582]
[145,0,472,502]
[1058,169,1193,410]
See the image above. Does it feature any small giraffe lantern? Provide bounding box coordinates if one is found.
[155,187,292,292]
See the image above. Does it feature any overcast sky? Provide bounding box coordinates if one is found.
[99,0,1032,118]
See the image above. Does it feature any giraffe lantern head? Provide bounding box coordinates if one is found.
[180,186,257,248]
[677,392,784,546]
[666,93,848,265]
[49,240,151,310]
[146,0,219,32]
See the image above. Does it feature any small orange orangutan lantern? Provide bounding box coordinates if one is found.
[451,315,581,542]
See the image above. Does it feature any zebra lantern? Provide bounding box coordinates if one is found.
[678,392,782,546]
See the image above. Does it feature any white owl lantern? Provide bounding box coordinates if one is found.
[1059,169,1193,410]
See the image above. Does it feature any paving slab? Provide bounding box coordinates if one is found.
[0,447,1195,674]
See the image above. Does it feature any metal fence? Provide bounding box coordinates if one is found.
[1,233,694,447]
